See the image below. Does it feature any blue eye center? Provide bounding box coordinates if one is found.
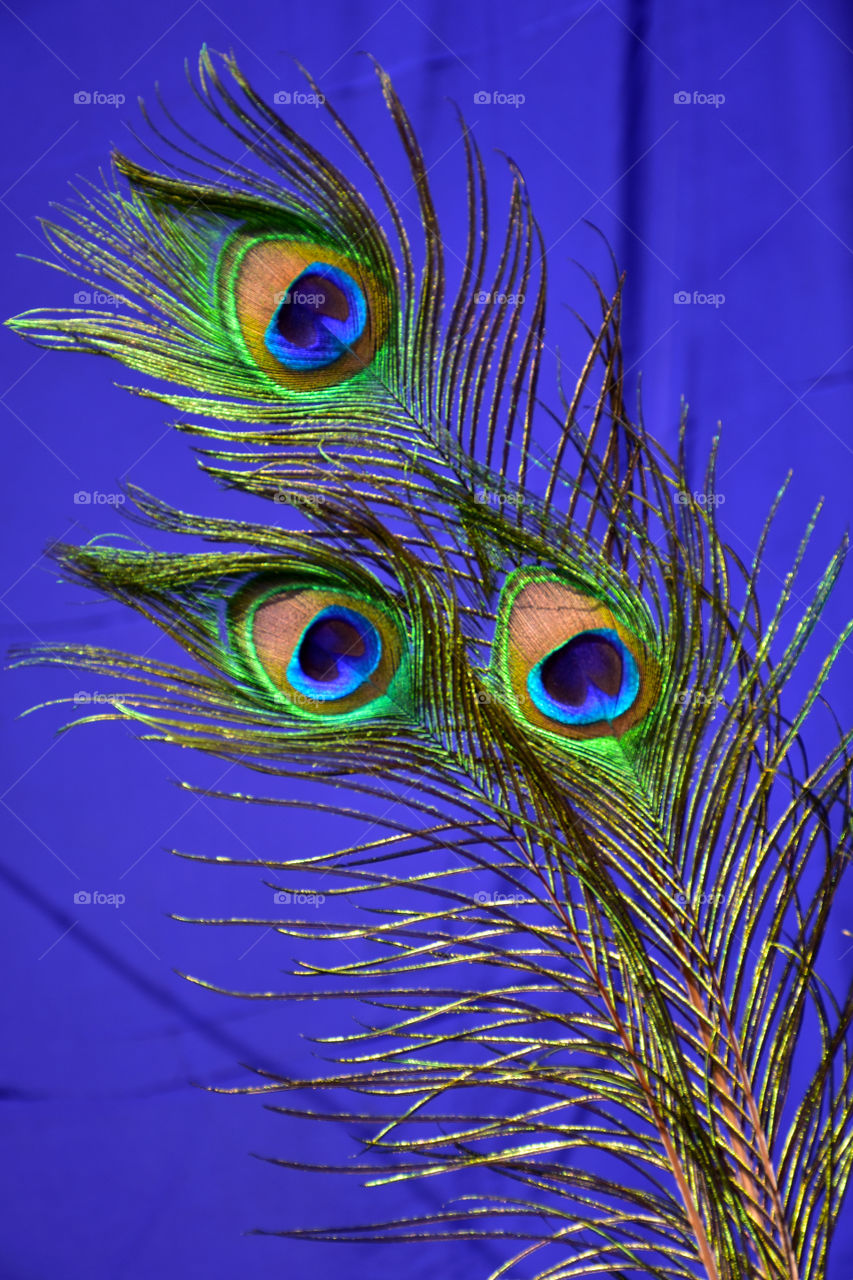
[299,616,365,681]
[528,628,640,726]
[264,262,367,371]
[287,606,381,701]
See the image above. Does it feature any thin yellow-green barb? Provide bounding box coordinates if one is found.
[8,46,853,1280]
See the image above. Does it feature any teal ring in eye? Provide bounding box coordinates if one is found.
[527,628,640,726]
[286,605,381,701]
[264,262,367,371]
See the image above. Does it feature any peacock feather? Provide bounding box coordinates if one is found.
[8,47,853,1280]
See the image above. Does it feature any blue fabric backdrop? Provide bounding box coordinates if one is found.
[1,1,852,1276]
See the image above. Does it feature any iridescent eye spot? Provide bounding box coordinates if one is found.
[528,628,640,726]
[228,579,407,720]
[265,264,367,371]
[494,570,658,740]
[287,606,381,701]
[221,234,388,392]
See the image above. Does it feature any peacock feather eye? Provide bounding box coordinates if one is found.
[265,264,367,371]
[229,579,406,719]
[218,234,388,391]
[494,569,658,740]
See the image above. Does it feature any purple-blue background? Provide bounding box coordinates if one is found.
[2,2,852,1277]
